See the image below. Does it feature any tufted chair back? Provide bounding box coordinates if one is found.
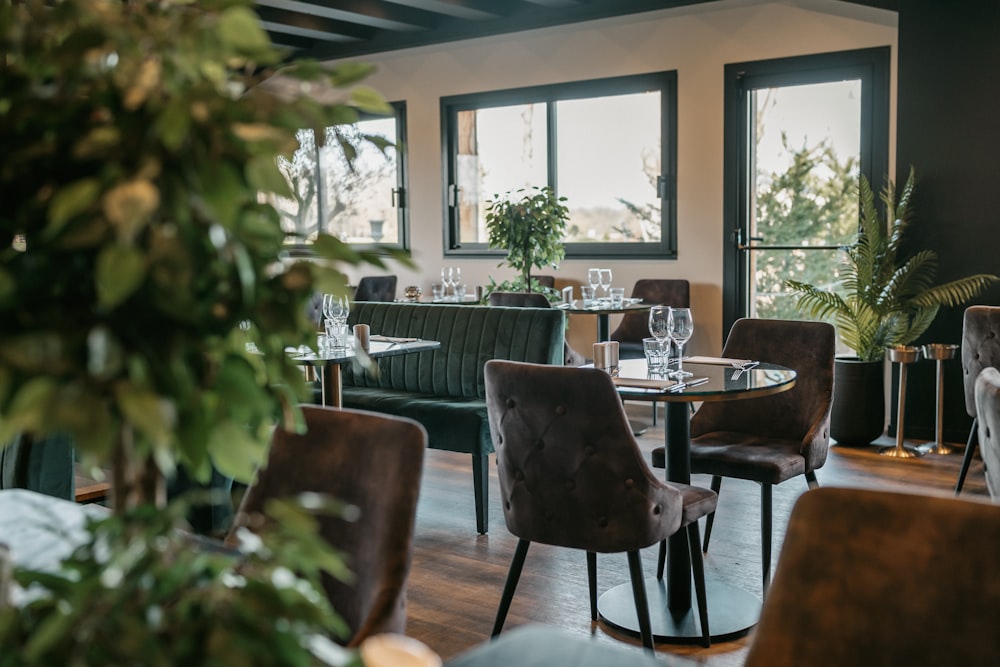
[228,406,427,647]
[691,318,835,473]
[354,275,397,302]
[485,359,683,553]
[975,366,1000,499]
[961,306,1000,418]
[610,279,690,348]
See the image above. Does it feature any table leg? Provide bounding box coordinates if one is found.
[664,401,692,611]
[597,313,611,343]
[322,363,343,408]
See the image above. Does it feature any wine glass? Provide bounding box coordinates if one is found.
[323,294,350,324]
[452,267,463,300]
[668,307,694,377]
[598,268,613,298]
[648,306,672,363]
[587,268,601,296]
[441,267,454,300]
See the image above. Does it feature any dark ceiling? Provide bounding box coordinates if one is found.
[258,0,899,61]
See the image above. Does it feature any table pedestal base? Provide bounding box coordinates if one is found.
[597,577,761,644]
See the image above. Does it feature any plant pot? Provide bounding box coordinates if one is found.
[831,356,885,446]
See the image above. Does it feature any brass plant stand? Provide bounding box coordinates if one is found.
[921,343,960,454]
[880,345,925,458]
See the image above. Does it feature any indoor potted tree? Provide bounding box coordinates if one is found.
[786,167,996,445]
[483,186,569,300]
[0,0,408,662]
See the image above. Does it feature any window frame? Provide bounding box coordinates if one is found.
[440,72,677,259]
[282,100,410,257]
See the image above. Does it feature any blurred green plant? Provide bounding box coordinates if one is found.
[0,0,410,507]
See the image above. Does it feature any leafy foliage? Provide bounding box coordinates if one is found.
[0,0,409,493]
[0,494,362,667]
[787,167,997,361]
[485,186,568,291]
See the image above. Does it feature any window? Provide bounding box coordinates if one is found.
[442,73,676,258]
[270,102,408,253]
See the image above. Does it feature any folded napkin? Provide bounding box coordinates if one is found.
[611,377,677,391]
[685,356,753,366]
[370,335,420,344]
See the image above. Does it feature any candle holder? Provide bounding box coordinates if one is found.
[880,345,925,458]
[921,343,960,454]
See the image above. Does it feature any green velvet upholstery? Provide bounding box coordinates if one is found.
[343,302,565,534]
[0,433,75,500]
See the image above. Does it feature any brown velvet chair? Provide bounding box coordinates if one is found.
[975,366,1000,499]
[354,275,397,302]
[488,291,586,367]
[609,279,690,359]
[485,360,717,650]
[745,486,1000,667]
[226,406,427,647]
[653,318,835,596]
[955,306,1000,492]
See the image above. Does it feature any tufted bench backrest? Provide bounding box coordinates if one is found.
[962,306,1000,419]
[346,303,565,399]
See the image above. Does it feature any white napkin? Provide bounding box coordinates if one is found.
[611,377,677,391]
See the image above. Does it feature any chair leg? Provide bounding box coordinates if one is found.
[473,453,489,534]
[651,400,658,426]
[626,550,655,652]
[587,551,598,621]
[492,539,530,637]
[702,476,723,552]
[656,539,666,580]
[687,522,711,648]
[804,470,819,490]
[761,483,773,598]
[956,419,979,494]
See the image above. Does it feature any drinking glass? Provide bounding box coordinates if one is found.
[440,267,454,300]
[669,307,694,377]
[324,293,350,325]
[598,268,613,298]
[587,268,601,297]
[647,305,672,366]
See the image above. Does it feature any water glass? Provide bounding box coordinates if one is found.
[454,282,467,301]
[643,337,669,371]
[325,321,350,349]
[609,287,625,307]
[431,282,444,301]
[581,285,596,306]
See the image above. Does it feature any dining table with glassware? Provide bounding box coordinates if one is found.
[588,356,797,643]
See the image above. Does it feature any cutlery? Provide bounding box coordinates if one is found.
[667,376,709,392]
[731,360,759,380]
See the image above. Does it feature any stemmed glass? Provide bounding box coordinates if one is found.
[452,266,463,300]
[669,307,694,378]
[440,267,454,300]
[587,268,601,299]
[648,305,672,369]
[598,268,613,299]
[323,293,350,325]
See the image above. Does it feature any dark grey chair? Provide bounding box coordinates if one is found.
[354,275,397,302]
[653,318,835,596]
[487,291,585,366]
[227,406,427,647]
[956,306,1000,493]
[975,366,1000,499]
[609,279,690,359]
[485,360,717,650]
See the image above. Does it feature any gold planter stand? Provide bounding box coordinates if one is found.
[880,345,925,458]
[921,343,960,455]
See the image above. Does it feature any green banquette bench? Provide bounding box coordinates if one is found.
[344,302,565,534]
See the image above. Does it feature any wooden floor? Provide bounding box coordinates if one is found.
[405,402,989,664]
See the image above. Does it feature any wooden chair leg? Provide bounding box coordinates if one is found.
[761,483,773,598]
[473,453,489,534]
[492,539,530,637]
[702,475,723,551]
[626,550,655,652]
[956,419,979,494]
[687,522,711,648]
[587,551,598,621]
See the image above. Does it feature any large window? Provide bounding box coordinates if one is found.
[442,72,676,258]
[270,102,408,253]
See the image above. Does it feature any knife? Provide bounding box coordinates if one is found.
[667,376,709,392]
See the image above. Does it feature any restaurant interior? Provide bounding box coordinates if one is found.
[3,0,1000,665]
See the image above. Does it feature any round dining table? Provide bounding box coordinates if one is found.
[589,357,797,643]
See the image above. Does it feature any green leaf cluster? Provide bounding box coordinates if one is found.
[0,0,406,487]
[485,186,569,291]
[0,495,363,667]
[786,167,997,361]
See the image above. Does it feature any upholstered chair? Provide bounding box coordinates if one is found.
[975,366,1000,499]
[955,306,1000,492]
[485,360,717,650]
[488,291,586,366]
[653,318,835,596]
[354,275,398,302]
[0,432,75,500]
[745,487,1000,666]
[609,279,690,359]
[227,406,427,647]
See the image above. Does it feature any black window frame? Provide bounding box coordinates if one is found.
[440,72,677,259]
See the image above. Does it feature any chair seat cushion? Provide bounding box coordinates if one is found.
[688,431,806,485]
[342,387,490,456]
[668,481,718,526]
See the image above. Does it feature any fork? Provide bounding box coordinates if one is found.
[730,360,760,380]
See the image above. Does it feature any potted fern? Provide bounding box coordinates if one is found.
[786,167,996,444]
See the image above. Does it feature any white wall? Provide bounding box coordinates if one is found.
[333,0,897,354]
